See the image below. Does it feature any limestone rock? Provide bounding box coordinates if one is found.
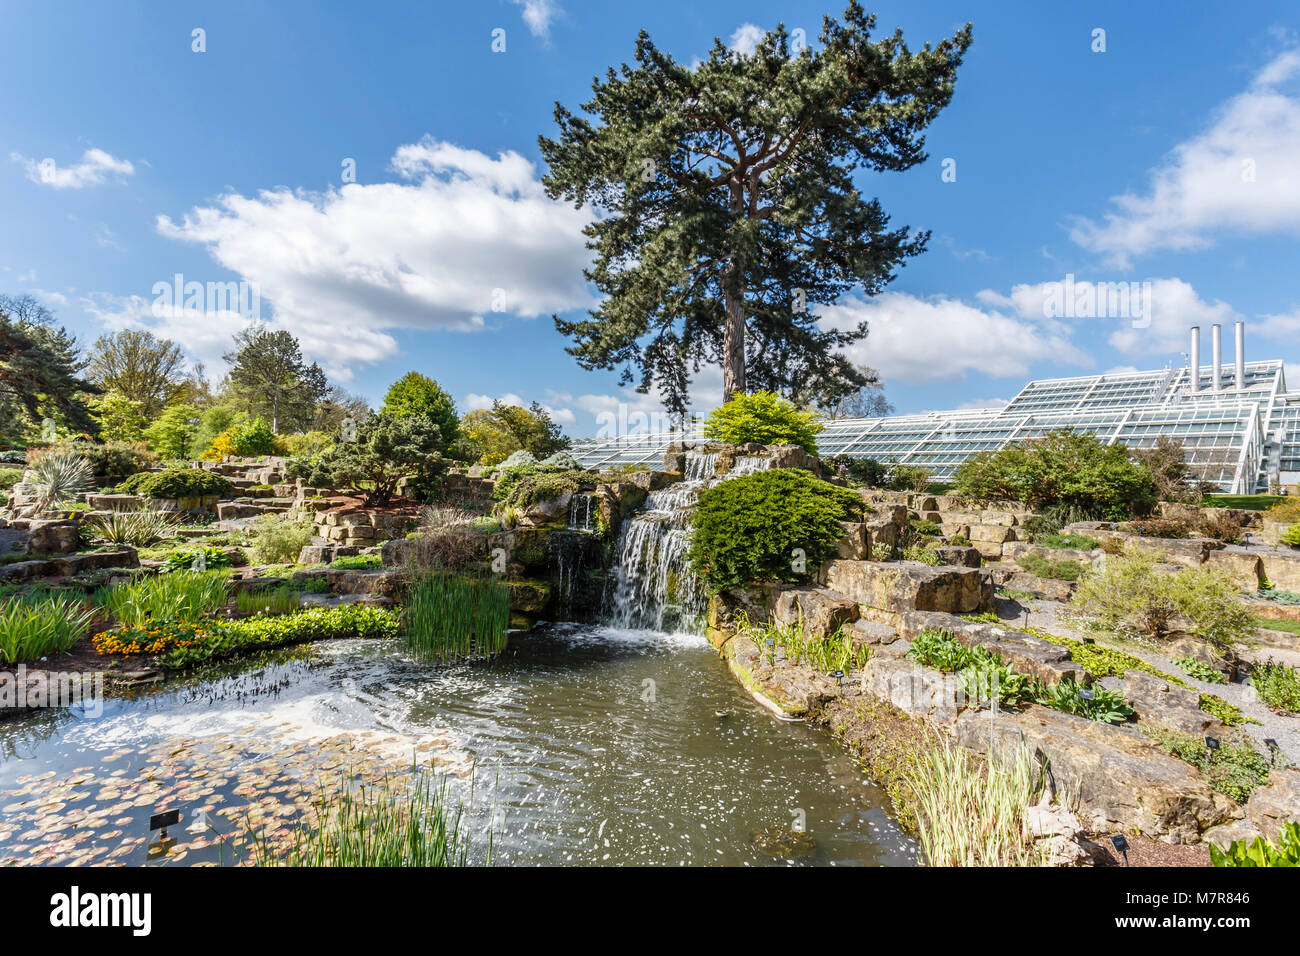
[1261,550,1300,591]
[955,705,1236,842]
[860,657,964,722]
[1204,549,1264,590]
[835,522,867,560]
[25,519,79,555]
[770,586,859,639]
[823,559,992,614]
[1121,670,1222,736]
[1244,768,1300,841]
[933,545,981,567]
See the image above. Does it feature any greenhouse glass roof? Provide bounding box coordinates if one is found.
[570,360,1297,494]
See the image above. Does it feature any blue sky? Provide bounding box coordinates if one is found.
[3,0,1300,435]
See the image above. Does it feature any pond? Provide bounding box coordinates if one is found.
[0,624,917,867]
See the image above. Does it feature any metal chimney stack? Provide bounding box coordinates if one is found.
[1189,326,1201,393]
[1235,320,1245,390]
[1211,323,1223,392]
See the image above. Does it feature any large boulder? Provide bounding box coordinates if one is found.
[835,522,867,559]
[1261,550,1300,592]
[1242,768,1300,842]
[822,559,992,614]
[1121,670,1222,736]
[954,705,1237,842]
[25,519,79,555]
[770,586,859,639]
[933,545,981,568]
[1204,549,1264,590]
[859,657,964,722]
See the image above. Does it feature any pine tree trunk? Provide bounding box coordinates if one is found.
[723,178,747,403]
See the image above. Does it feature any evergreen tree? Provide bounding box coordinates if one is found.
[224,326,328,432]
[0,294,98,441]
[540,3,970,416]
[381,372,459,452]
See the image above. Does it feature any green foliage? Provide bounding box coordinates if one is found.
[953,428,1157,519]
[457,401,569,466]
[87,507,175,547]
[1036,677,1134,724]
[1260,587,1300,606]
[1281,524,1300,548]
[224,327,329,433]
[159,546,233,574]
[288,412,446,506]
[90,390,148,443]
[1252,659,1300,713]
[236,586,300,616]
[97,571,228,626]
[156,603,400,669]
[36,439,156,483]
[228,416,276,456]
[739,613,869,673]
[1210,822,1300,867]
[1036,533,1099,551]
[495,470,586,512]
[1015,553,1084,582]
[0,591,94,664]
[1072,546,1256,650]
[248,512,316,565]
[247,771,478,868]
[86,328,188,418]
[403,573,510,662]
[827,455,888,487]
[278,430,334,458]
[132,468,233,499]
[0,296,98,440]
[701,391,823,454]
[329,554,382,570]
[538,451,581,471]
[888,463,932,493]
[539,6,971,416]
[381,372,459,453]
[143,404,202,459]
[902,543,941,566]
[25,451,93,509]
[1149,730,1270,803]
[687,468,861,591]
[1172,656,1228,684]
[0,466,22,490]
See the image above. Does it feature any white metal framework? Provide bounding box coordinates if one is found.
[570,359,1298,494]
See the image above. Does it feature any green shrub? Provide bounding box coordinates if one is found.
[1036,533,1099,551]
[159,546,233,574]
[1149,730,1270,803]
[1035,677,1133,724]
[902,543,941,566]
[133,468,234,499]
[1015,553,1084,581]
[1252,659,1300,713]
[0,467,22,491]
[0,592,95,664]
[1172,655,1228,684]
[26,452,93,510]
[953,428,1157,519]
[688,468,861,592]
[1281,525,1300,548]
[288,413,447,507]
[329,554,382,570]
[1260,587,1300,605]
[827,456,888,487]
[228,416,276,456]
[248,512,316,565]
[1019,514,1063,540]
[494,470,585,511]
[236,586,300,616]
[1210,822,1300,867]
[701,390,823,454]
[887,463,931,493]
[1072,546,1255,650]
[279,430,334,458]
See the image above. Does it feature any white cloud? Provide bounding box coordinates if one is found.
[12,147,135,189]
[728,24,765,56]
[1255,307,1300,342]
[817,291,1091,384]
[991,276,1238,358]
[956,397,1009,410]
[463,390,577,428]
[1070,49,1300,265]
[511,0,559,39]
[80,293,251,381]
[156,137,595,375]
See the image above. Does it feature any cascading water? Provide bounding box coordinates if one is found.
[604,450,765,631]
[549,493,602,616]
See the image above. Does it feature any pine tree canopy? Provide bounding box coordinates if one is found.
[540,2,971,417]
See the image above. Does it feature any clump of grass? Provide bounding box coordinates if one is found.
[1034,533,1099,551]
[403,573,509,662]
[87,507,176,547]
[96,570,227,626]
[908,738,1047,867]
[1016,553,1084,581]
[1252,658,1300,713]
[246,771,483,867]
[0,591,95,664]
[738,613,869,673]
[236,586,300,616]
[1148,730,1270,802]
[329,554,381,570]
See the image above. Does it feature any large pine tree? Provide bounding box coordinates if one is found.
[540,3,971,417]
[0,294,97,441]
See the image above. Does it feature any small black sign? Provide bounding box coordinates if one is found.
[149,809,181,831]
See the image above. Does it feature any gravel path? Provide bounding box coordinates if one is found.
[1000,598,1300,766]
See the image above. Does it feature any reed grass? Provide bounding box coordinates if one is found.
[739,613,870,672]
[908,737,1047,867]
[403,572,509,662]
[235,586,300,617]
[0,591,95,664]
[96,570,228,626]
[246,771,482,867]
[87,507,175,547]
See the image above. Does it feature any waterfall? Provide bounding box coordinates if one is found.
[568,492,597,532]
[604,449,766,631]
[550,493,601,617]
